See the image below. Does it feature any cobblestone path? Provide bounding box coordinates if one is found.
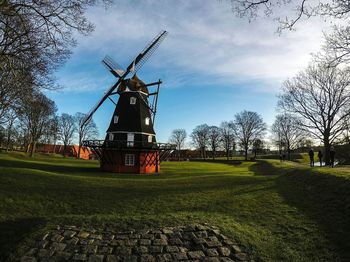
[20,224,251,262]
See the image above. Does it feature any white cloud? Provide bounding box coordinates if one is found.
[61,0,333,94]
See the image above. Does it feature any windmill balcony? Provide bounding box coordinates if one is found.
[82,139,176,151]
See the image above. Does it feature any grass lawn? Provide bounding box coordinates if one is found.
[0,152,350,261]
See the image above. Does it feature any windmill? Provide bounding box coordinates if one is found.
[82,30,175,173]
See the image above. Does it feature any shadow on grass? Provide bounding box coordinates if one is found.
[0,157,101,176]
[190,159,243,166]
[0,154,250,179]
[251,160,350,261]
[249,160,298,177]
[0,217,46,261]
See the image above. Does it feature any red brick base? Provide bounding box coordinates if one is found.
[100,150,160,174]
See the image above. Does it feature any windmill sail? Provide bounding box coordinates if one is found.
[81,30,176,174]
[102,55,125,78]
[130,60,136,73]
[128,31,168,74]
[81,30,168,129]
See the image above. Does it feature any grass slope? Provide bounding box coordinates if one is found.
[0,152,349,261]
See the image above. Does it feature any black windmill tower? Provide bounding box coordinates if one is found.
[82,30,175,173]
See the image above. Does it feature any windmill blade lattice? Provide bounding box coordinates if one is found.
[102,55,125,77]
[81,30,176,174]
[132,31,168,74]
[81,30,168,129]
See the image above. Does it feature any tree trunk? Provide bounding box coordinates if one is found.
[287,148,291,161]
[30,141,37,157]
[5,117,15,152]
[26,141,31,153]
[6,127,12,152]
[244,145,248,161]
[178,146,181,161]
[226,148,229,160]
[324,134,330,165]
[63,144,67,157]
[287,141,291,160]
[231,141,235,159]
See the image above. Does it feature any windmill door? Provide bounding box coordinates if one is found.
[127,133,134,147]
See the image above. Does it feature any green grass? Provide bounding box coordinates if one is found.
[0,152,350,261]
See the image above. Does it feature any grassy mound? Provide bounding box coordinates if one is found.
[0,152,349,261]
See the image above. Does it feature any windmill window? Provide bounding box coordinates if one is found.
[127,133,134,147]
[145,117,150,125]
[148,135,153,143]
[125,154,135,166]
[130,97,137,105]
[109,133,114,141]
[113,115,119,124]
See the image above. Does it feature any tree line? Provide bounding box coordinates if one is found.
[170,110,267,161]
[171,56,350,164]
[0,102,99,158]
[229,0,350,165]
[168,2,350,164]
[0,1,106,157]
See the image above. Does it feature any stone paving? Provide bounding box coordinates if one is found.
[20,224,251,262]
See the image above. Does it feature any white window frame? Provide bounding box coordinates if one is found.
[145,117,150,126]
[130,97,137,105]
[125,154,135,166]
[148,135,153,143]
[127,133,134,147]
[113,115,119,124]
[109,133,114,141]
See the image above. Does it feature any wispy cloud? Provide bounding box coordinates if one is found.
[58,0,331,94]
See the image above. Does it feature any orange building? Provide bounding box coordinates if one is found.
[36,144,94,160]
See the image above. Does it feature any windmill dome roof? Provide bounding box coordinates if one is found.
[117,74,149,94]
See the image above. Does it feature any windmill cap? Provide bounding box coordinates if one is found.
[117,74,149,94]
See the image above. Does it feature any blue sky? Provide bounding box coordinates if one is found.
[48,0,330,145]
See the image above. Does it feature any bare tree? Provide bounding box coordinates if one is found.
[252,139,264,158]
[208,126,221,159]
[0,1,109,125]
[169,129,187,161]
[0,125,5,149]
[18,91,57,157]
[0,1,108,82]
[75,112,99,159]
[229,0,350,68]
[59,113,76,157]
[342,118,350,144]
[50,117,60,154]
[220,121,235,160]
[0,71,33,125]
[4,109,17,152]
[230,0,350,66]
[271,113,305,160]
[320,26,350,66]
[40,116,60,153]
[230,0,350,32]
[234,110,266,160]
[14,121,31,151]
[279,62,350,164]
[191,124,210,158]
